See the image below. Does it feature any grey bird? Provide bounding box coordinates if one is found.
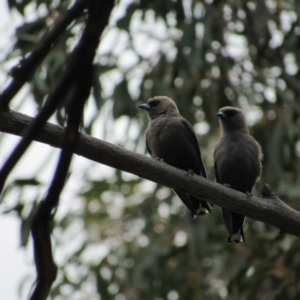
[138,96,212,217]
[214,106,262,243]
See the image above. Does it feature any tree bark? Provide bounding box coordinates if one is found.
[1,109,300,238]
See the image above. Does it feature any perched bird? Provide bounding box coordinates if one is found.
[214,107,262,243]
[138,96,212,217]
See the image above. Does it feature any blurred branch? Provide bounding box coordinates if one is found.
[1,109,300,239]
[27,0,115,299]
[29,67,94,300]
[243,3,300,109]
[30,200,57,300]
[276,88,300,116]
[0,0,114,195]
[281,69,300,97]
[0,0,86,110]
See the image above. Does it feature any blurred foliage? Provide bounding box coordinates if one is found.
[1,0,300,299]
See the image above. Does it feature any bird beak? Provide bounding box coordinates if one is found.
[138,103,151,111]
[216,111,227,119]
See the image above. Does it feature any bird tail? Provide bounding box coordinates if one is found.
[196,200,213,216]
[190,195,213,217]
[222,209,245,243]
[228,227,245,244]
[174,190,197,215]
[174,190,212,218]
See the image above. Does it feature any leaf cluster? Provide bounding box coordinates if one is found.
[1,0,300,299]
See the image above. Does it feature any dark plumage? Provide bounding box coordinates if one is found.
[138,96,212,217]
[214,106,262,243]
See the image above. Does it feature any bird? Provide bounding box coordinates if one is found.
[138,96,212,217]
[214,106,262,243]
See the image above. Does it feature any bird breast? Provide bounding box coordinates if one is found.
[214,134,261,192]
[147,117,200,172]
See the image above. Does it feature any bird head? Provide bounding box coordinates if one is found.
[216,107,248,133]
[138,96,180,120]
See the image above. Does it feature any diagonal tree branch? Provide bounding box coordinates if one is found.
[0,0,114,195]
[0,0,86,110]
[29,67,94,300]
[27,0,115,299]
[0,109,300,238]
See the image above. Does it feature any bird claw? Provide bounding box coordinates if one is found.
[187,169,194,176]
[224,183,231,188]
[155,157,164,162]
[246,191,252,198]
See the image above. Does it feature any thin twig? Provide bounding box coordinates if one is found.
[0,0,86,110]
[0,0,113,195]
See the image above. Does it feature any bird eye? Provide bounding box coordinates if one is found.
[151,101,158,106]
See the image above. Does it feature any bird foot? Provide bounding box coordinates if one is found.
[224,183,231,188]
[246,191,252,198]
[186,169,194,176]
[155,157,164,162]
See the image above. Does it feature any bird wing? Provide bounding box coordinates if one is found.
[221,208,233,236]
[181,119,207,178]
[215,161,233,234]
[214,162,219,182]
[173,189,197,214]
[215,162,245,242]
[146,136,152,155]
